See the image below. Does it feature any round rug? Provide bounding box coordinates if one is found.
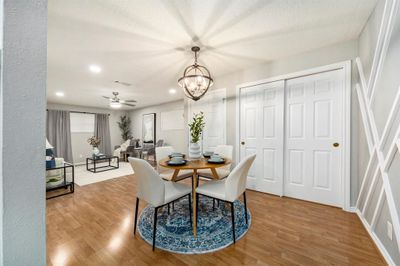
[137,195,251,254]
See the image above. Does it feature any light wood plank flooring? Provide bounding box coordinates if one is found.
[47,174,385,265]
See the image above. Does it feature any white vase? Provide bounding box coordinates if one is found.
[189,142,201,159]
[92,147,100,156]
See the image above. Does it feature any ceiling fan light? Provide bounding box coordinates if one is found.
[110,102,122,108]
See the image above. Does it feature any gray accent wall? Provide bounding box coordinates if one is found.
[357,0,400,264]
[2,0,47,264]
[358,0,386,83]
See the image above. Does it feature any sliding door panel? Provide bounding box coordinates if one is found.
[284,70,343,207]
[240,80,284,195]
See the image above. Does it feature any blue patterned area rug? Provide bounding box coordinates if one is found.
[137,196,251,254]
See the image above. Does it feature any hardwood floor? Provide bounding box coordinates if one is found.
[47,174,385,265]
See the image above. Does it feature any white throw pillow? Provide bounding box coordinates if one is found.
[120,139,131,152]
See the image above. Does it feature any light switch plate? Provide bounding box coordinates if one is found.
[387,221,393,241]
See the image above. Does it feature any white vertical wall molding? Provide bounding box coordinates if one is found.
[371,187,386,230]
[355,83,374,153]
[369,0,399,106]
[361,166,380,215]
[355,58,368,96]
[367,0,397,99]
[356,39,400,262]
[356,149,377,209]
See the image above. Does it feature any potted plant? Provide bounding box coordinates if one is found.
[188,112,205,159]
[87,136,101,156]
[117,115,132,141]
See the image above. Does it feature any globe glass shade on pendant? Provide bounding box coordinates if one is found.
[178,46,213,101]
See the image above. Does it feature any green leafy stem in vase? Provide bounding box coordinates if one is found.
[188,112,205,143]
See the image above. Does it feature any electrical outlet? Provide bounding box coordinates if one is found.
[79,154,83,158]
[387,221,393,241]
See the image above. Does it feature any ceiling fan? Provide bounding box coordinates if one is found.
[102,92,137,108]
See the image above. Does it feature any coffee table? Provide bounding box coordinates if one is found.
[86,155,119,173]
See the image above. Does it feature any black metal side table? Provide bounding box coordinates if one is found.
[86,155,119,173]
[46,162,74,199]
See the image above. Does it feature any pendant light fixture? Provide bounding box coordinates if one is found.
[178,46,213,101]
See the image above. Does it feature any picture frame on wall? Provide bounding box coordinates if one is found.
[142,113,156,144]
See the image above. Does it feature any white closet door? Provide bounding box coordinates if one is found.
[188,88,226,152]
[240,81,284,195]
[284,70,343,207]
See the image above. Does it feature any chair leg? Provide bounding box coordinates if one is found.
[213,199,215,211]
[153,207,159,251]
[196,194,199,226]
[134,198,139,235]
[231,202,236,244]
[243,192,248,225]
[168,203,170,215]
[188,194,192,227]
[172,201,174,210]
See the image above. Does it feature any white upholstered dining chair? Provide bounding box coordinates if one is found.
[197,145,233,181]
[155,146,193,182]
[195,154,256,243]
[128,157,192,251]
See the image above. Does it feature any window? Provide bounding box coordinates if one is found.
[70,113,95,133]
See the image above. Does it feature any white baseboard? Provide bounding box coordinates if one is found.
[347,206,357,213]
[356,209,396,266]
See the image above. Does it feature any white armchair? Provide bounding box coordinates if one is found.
[128,157,192,251]
[155,146,193,182]
[195,154,256,243]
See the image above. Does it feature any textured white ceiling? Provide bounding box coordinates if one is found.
[48,0,377,109]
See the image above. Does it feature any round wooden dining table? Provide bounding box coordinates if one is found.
[159,157,231,237]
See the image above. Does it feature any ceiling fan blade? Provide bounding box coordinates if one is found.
[102,96,111,99]
[122,103,136,107]
[124,100,137,103]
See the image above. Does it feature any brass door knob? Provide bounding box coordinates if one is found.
[333,142,339,147]
[241,141,245,145]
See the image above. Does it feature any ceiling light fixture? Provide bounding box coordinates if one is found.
[169,88,177,94]
[55,92,64,97]
[109,102,122,108]
[178,46,213,101]
[89,64,102,73]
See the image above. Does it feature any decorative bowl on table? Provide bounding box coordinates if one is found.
[167,156,187,166]
[203,151,214,158]
[168,152,186,158]
[207,155,225,164]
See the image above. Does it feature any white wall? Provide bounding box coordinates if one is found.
[128,100,187,154]
[358,0,386,83]
[47,103,128,163]
[215,39,358,147]
[1,0,47,264]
